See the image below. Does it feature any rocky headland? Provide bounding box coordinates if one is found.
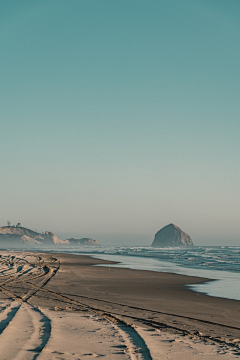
[151,224,193,247]
[0,226,100,248]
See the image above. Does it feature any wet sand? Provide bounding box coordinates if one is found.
[0,251,239,359]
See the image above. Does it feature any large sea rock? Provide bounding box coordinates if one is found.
[151,224,193,247]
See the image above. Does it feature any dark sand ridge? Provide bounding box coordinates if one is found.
[1,252,240,355]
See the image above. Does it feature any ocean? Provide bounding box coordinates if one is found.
[52,245,240,301]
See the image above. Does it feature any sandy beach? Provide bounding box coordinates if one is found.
[0,251,239,359]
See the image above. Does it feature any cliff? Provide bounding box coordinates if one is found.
[0,226,101,248]
[151,224,193,247]
[0,226,67,247]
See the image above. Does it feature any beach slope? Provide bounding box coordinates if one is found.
[0,252,239,359]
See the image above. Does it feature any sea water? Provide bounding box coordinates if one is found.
[54,245,240,301]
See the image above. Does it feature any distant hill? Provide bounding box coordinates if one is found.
[0,226,100,248]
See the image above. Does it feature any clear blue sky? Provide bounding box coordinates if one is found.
[0,0,239,245]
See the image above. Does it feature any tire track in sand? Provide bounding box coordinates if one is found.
[0,254,57,360]
[0,253,153,360]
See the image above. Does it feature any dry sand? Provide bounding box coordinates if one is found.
[0,251,239,359]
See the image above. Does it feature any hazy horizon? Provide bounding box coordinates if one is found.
[1,223,239,247]
[1,1,240,247]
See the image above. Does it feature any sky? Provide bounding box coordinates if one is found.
[0,0,239,246]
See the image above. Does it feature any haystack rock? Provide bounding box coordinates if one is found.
[151,224,193,247]
[67,238,100,246]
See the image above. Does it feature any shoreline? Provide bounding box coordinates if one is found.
[7,246,240,301]
[88,252,240,301]
[0,250,239,359]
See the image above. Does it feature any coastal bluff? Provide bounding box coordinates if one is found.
[151,224,193,248]
[0,226,65,246]
[0,226,100,248]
